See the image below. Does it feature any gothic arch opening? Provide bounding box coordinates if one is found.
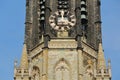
[84,65,93,80]
[32,66,40,80]
[54,58,71,80]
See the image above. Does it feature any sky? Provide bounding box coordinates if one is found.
[0,0,120,80]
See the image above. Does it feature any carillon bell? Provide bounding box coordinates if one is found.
[81,1,86,5]
[81,0,88,24]
[40,17,45,21]
[81,14,88,24]
[39,0,46,22]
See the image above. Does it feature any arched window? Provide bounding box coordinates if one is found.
[32,66,40,80]
[84,65,93,80]
[54,58,71,80]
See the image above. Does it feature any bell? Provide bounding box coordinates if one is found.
[40,1,43,5]
[43,0,45,2]
[81,1,86,5]
[58,1,62,4]
[41,11,45,15]
[81,7,86,12]
[63,5,68,9]
[64,1,68,5]
[81,0,86,7]
[81,14,88,24]
[41,5,45,9]
[81,7,87,14]
[58,5,62,9]
[40,17,45,21]
[81,14,86,19]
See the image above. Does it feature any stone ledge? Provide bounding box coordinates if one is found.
[82,42,97,58]
[48,39,77,48]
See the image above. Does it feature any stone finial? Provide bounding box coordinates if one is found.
[14,60,18,68]
[97,43,106,69]
[20,43,28,69]
[108,59,111,68]
[108,59,112,77]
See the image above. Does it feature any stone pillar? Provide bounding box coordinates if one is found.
[42,48,48,80]
[78,49,83,80]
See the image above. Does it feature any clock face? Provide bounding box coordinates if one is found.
[49,10,76,31]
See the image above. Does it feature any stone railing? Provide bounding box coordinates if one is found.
[96,69,111,77]
[15,68,29,76]
[82,42,97,58]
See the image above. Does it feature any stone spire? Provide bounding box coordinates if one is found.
[97,43,106,69]
[20,43,28,69]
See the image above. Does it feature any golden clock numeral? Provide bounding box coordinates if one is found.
[54,26,59,30]
[51,23,56,27]
[71,19,76,22]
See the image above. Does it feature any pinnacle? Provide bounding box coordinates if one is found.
[20,43,28,69]
[97,43,106,69]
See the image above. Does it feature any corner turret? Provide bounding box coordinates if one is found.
[94,43,111,80]
[14,44,30,80]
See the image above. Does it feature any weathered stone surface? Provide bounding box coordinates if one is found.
[48,39,77,48]
[14,0,111,80]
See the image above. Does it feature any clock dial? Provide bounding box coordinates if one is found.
[49,10,76,31]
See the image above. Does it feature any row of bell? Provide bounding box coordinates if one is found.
[39,0,46,21]
[81,0,88,24]
[58,1,68,5]
[58,0,69,9]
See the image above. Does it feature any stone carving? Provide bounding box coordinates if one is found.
[32,66,40,80]
[55,59,70,80]
[84,60,93,80]
[48,39,77,48]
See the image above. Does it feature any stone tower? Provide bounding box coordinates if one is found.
[14,0,112,80]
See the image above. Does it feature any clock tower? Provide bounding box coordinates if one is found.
[14,0,112,80]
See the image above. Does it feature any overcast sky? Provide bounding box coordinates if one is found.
[0,0,120,80]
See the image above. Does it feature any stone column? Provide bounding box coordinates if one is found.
[42,48,48,80]
[78,49,83,80]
